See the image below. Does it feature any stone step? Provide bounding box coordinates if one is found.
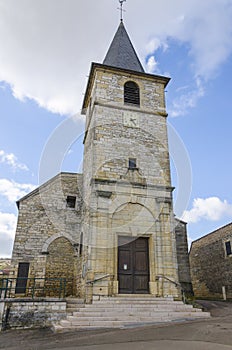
[66,300,84,305]
[52,298,210,332]
[66,312,208,323]
[66,298,85,313]
[93,299,184,303]
[72,306,195,314]
[71,309,202,318]
[114,295,174,300]
[98,296,173,299]
[66,308,82,314]
[84,303,189,309]
[66,304,194,314]
[52,320,168,333]
[94,298,179,304]
[59,313,210,328]
[60,319,169,328]
[66,304,85,309]
[92,301,184,306]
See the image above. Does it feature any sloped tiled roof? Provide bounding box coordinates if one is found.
[103,22,144,73]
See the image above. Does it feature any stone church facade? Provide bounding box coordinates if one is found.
[11,22,192,302]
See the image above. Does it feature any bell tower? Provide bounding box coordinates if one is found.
[81,21,180,301]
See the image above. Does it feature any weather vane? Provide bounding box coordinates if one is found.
[118,0,126,22]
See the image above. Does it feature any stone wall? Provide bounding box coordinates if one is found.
[175,220,193,296]
[0,259,11,271]
[190,223,232,299]
[83,67,171,193]
[45,237,77,297]
[11,173,84,298]
[81,64,181,299]
[11,61,192,302]
[0,300,66,330]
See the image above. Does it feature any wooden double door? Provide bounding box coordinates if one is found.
[118,237,149,294]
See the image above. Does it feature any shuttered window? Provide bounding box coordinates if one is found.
[124,81,140,106]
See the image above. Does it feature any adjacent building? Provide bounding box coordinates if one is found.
[190,222,232,299]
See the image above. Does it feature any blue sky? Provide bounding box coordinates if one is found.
[1,0,232,257]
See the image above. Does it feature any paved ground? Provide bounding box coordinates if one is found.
[0,300,232,350]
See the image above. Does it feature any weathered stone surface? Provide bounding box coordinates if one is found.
[11,173,84,298]
[0,300,66,330]
[45,237,77,297]
[11,27,192,304]
[190,222,232,299]
[0,259,11,271]
[81,63,189,299]
[175,220,193,296]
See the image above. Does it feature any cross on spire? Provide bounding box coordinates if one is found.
[118,0,126,22]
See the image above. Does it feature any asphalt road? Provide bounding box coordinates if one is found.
[0,300,232,350]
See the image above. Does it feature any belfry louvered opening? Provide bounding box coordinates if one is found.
[124,81,140,106]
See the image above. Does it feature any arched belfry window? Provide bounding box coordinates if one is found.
[124,81,140,106]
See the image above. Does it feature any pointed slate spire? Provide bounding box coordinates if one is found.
[103,22,145,73]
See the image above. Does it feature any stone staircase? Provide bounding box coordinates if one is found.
[52,295,210,332]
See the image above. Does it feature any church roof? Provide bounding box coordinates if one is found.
[190,222,232,250]
[103,21,144,73]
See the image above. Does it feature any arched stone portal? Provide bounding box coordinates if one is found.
[45,237,77,297]
[112,202,155,235]
[112,203,156,294]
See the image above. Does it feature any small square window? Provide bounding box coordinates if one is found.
[66,196,76,209]
[129,158,137,169]
[225,241,232,256]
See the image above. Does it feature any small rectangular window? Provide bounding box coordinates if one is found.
[225,241,232,256]
[66,196,76,209]
[129,158,137,169]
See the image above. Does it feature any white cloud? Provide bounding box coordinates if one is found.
[146,56,159,74]
[0,150,29,171]
[145,38,168,55]
[0,212,17,239]
[0,212,17,258]
[0,179,36,203]
[0,0,231,115]
[182,197,232,223]
[170,78,205,117]
[138,0,232,80]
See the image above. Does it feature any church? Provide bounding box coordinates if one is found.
[11,20,193,303]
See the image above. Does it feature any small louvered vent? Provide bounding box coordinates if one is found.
[124,81,140,106]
